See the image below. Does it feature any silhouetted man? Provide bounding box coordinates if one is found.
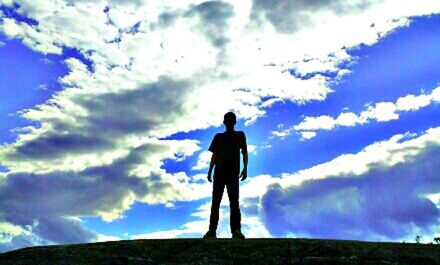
[203,112,247,239]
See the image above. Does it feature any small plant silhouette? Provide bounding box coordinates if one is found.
[415,235,421,244]
[434,237,440,244]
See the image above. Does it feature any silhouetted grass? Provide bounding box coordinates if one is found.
[1,238,439,264]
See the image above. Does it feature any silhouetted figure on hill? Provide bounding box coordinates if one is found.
[203,112,248,239]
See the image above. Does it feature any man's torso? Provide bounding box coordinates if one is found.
[209,131,246,178]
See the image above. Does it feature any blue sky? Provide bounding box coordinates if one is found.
[0,0,439,252]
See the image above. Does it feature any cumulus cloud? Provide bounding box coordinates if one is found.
[0,221,26,244]
[185,1,235,48]
[0,139,212,251]
[250,0,380,34]
[273,85,440,139]
[2,0,438,172]
[33,216,97,244]
[192,151,212,171]
[262,127,440,240]
[1,139,206,219]
[298,131,317,140]
[0,75,200,173]
[0,0,439,251]
[0,217,101,253]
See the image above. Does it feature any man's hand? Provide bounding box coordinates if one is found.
[239,169,247,181]
[207,171,212,182]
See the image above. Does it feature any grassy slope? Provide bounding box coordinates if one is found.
[0,238,439,265]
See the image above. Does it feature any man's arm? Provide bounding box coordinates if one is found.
[207,134,218,182]
[240,132,248,181]
[207,154,215,182]
[240,151,248,181]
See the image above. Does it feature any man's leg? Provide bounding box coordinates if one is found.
[208,177,225,232]
[226,178,241,232]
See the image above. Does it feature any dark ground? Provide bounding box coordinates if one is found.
[0,238,439,265]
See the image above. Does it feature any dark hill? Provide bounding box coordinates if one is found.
[1,238,439,265]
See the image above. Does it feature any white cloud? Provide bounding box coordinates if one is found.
[396,93,434,111]
[0,139,213,251]
[361,102,399,122]
[96,234,122,242]
[37,84,49,90]
[0,18,62,54]
[0,222,26,244]
[278,126,440,188]
[299,131,317,140]
[192,151,212,171]
[2,1,438,144]
[261,126,440,240]
[271,130,290,139]
[190,173,208,182]
[335,112,359,127]
[1,1,437,168]
[273,86,440,139]
[248,144,257,153]
[131,228,197,240]
[295,115,337,131]
[424,193,440,205]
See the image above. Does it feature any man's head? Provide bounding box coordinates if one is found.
[223,112,236,129]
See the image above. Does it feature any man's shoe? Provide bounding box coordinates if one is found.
[232,230,245,239]
[203,230,216,239]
